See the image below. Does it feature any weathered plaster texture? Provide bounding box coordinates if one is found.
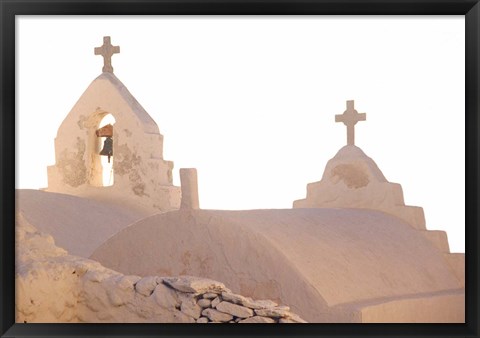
[293,145,426,229]
[46,72,180,214]
[15,213,305,323]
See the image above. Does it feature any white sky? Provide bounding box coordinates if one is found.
[16,16,465,252]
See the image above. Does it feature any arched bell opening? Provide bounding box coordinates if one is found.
[87,112,116,187]
[96,114,116,187]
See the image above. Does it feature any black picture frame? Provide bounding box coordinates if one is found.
[1,1,478,337]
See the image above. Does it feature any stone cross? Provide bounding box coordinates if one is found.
[94,36,120,73]
[335,100,366,146]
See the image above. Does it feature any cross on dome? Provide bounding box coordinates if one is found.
[94,36,120,73]
[335,100,366,146]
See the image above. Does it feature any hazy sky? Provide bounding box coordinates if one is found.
[16,16,465,252]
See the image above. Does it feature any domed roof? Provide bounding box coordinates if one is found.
[91,208,462,322]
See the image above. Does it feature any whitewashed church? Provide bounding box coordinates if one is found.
[15,36,465,323]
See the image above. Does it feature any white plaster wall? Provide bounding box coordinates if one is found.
[358,290,465,323]
[46,73,180,213]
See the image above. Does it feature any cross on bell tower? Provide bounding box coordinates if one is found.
[94,36,120,73]
[335,100,366,146]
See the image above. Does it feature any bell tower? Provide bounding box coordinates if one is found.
[45,37,181,214]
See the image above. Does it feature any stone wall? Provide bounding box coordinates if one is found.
[15,212,306,323]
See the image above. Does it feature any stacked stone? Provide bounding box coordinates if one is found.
[161,276,307,323]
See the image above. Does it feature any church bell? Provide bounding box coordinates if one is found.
[99,136,113,163]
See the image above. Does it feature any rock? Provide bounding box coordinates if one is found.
[279,318,305,323]
[112,275,138,291]
[277,305,290,311]
[220,292,249,304]
[135,276,158,296]
[284,313,308,323]
[246,299,279,310]
[84,270,107,283]
[73,262,91,277]
[152,283,180,310]
[254,306,291,318]
[173,310,196,323]
[279,318,293,323]
[239,316,276,323]
[221,292,278,309]
[196,317,209,323]
[211,296,221,308]
[163,276,227,294]
[215,301,254,318]
[201,308,233,322]
[104,275,135,306]
[180,298,202,319]
[197,298,211,308]
[203,292,218,299]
